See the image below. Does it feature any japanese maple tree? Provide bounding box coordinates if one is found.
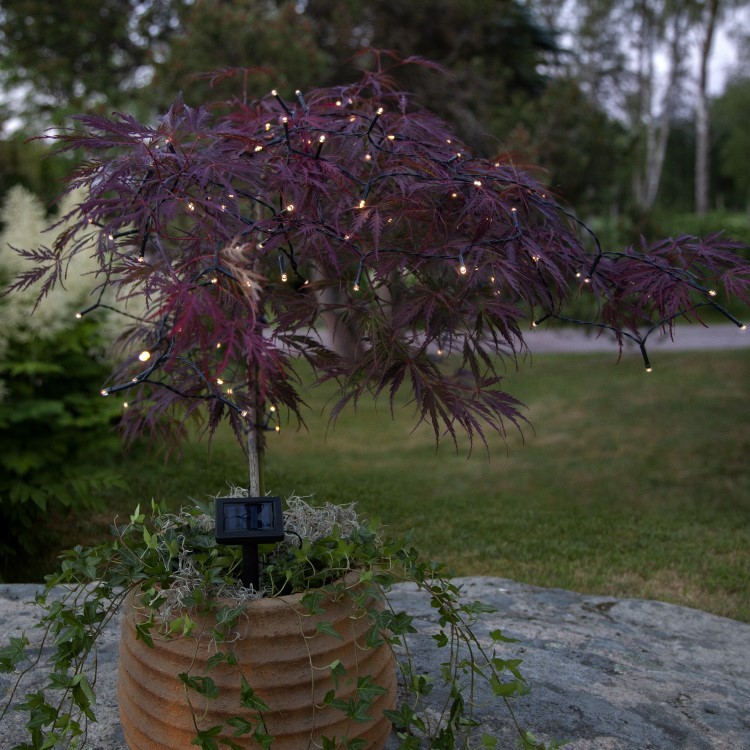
[11,58,749,494]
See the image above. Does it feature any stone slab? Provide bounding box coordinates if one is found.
[2,578,749,749]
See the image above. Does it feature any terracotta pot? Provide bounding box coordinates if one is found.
[117,581,397,749]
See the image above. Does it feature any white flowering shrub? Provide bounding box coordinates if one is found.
[1,186,105,347]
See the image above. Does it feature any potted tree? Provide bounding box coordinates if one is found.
[2,57,749,749]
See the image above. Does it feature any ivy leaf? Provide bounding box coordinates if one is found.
[239,676,270,712]
[490,676,521,697]
[0,635,29,672]
[315,620,343,640]
[328,659,346,690]
[355,674,387,705]
[134,621,154,648]
[179,673,220,700]
[432,630,449,648]
[490,628,519,644]
[226,716,252,736]
[190,725,221,749]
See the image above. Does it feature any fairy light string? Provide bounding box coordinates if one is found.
[65,80,748,426]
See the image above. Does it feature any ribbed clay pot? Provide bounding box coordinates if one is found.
[117,582,396,749]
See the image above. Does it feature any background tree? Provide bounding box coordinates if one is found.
[0,0,184,127]
[694,0,721,216]
[500,77,630,215]
[149,0,329,108]
[712,75,750,214]
[301,0,559,154]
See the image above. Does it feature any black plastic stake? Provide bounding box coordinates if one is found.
[242,543,260,590]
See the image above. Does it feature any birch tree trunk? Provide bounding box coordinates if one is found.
[695,0,720,216]
[633,1,691,212]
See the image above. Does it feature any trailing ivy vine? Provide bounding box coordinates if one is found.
[1,499,564,749]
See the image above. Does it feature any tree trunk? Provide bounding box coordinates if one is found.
[695,0,720,216]
[633,2,690,212]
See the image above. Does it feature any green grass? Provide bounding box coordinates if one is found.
[38,349,750,622]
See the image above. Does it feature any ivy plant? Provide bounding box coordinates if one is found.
[1,498,564,750]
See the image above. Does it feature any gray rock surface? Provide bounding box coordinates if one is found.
[1,578,748,749]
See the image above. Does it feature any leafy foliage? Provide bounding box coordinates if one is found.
[0,499,558,749]
[0,185,128,578]
[10,61,749,458]
[0,317,124,577]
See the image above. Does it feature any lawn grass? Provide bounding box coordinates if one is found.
[45,349,750,621]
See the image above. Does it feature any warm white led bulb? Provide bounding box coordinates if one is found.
[286,204,295,212]
[473,180,482,187]
[100,389,109,397]
[75,312,83,319]
[358,200,366,209]
[708,289,717,297]
[281,273,288,282]
[459,265,468,275]
[138,350,151,362]
[216,378,224,385]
